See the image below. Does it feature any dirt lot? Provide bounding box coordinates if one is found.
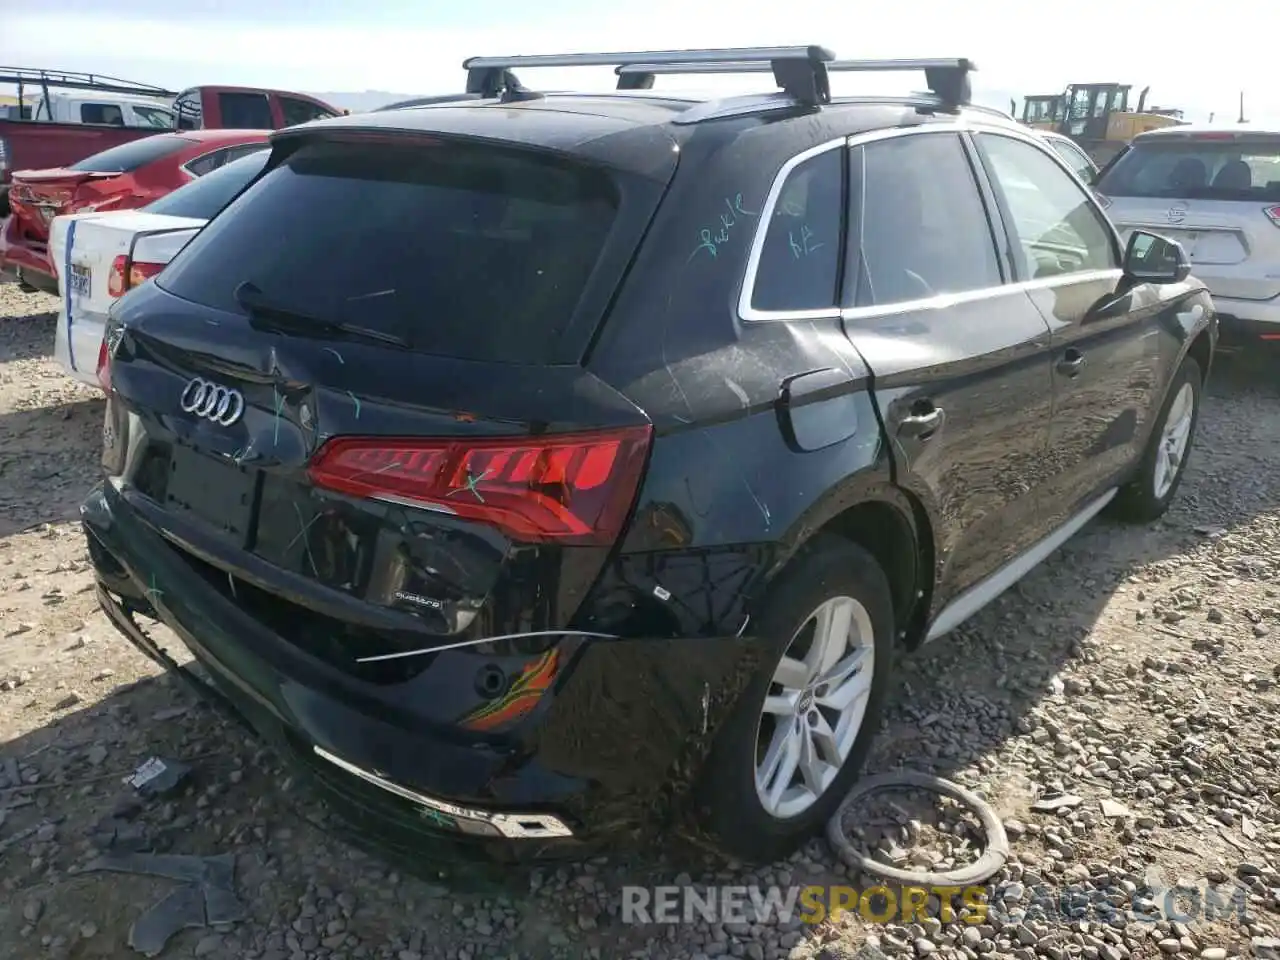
[1,283,1279,960]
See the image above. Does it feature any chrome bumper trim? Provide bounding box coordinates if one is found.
[312,745,574,840]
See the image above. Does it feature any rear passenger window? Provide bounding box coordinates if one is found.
[81,103,124,126]
[184,149,226,177]
[219,92,274,129]
[852,133,1002,308]
[750,147,844,313]
[977,133,1117,279]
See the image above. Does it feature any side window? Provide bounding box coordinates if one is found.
[750,147,844,313]
[81,103,124,126]
[281,97,336,126]
[1048,139,1096,183]
[185,149,228,177]
[174,91,203,130]
[221,144,267,165]
[218,92,274,129]
[977,133,1118,280]
[853,133,1002,308]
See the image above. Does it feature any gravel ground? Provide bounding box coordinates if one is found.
[1,282,1279,960]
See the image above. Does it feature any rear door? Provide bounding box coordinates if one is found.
[101,128,676,669]
[973,129,1162,520]
[1095,131,1280,303]
[834,128,1057,617]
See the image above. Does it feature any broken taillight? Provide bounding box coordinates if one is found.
[107,256,165,297]
[96,338,111,392]
[1264,205,1280,228]
[307,426,653,545]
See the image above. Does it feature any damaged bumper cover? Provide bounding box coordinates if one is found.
[82,482,764,858]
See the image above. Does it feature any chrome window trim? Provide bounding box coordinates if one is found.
[738,119,1130,325]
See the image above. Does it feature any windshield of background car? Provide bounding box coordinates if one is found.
[1096,136,1280,202]
[144,150,269,219]
[155,136,621,364]
[69,135,191,173]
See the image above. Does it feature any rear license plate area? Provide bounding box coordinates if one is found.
[165,445,259,546]
[69,264,91,298]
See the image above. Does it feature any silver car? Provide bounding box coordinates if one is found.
[1096,124,1280,347]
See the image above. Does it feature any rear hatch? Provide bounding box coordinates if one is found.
[102,122,676,679]
[1096,130,1280,301]
[10,134,194,244]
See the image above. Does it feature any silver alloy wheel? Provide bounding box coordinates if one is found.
[754,595,876,820]
[1152,382,1195,500]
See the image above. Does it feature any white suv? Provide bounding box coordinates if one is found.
[1095,124,1280,347]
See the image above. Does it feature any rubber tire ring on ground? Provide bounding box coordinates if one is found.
[825,770,1011,887]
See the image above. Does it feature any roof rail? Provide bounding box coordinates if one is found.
[615,57,974,107]
[463,46,836,106]
[0,66,177,101]
[376,93,489,111]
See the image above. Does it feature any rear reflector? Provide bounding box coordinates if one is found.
[308,426,653,545]
[1265,205,1280,227]
[107,255,165,297]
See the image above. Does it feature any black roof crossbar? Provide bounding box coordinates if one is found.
[463,46,836,106]
[0,67,177,100]
[615,57,976,108]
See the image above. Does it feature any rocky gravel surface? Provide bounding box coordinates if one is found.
[1,282,1279,960]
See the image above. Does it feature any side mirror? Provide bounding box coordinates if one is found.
[1123,230,1191,284]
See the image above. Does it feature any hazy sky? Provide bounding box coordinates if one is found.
[3,0,1277,124]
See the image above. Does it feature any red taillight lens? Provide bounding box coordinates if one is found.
[129,261,164,287]
[107,256,164,297]
[307,426,653,545]
[1265,205,1280,227]
[96,338,111,392]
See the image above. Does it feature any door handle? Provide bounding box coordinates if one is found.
[898,405,945,439]
[1056,349,1085,378]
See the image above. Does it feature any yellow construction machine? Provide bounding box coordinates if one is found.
[1015,83,1185,167]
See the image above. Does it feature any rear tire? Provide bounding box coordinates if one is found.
[694,534,895,864]
[1111,354,1202,524]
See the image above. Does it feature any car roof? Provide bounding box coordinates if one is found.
[178,128,273,143]
[1135,122,1280,140]
[278,90,1023,179]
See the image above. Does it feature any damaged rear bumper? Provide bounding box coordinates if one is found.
[82,482,763,860]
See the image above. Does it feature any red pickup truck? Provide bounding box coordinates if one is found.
[0,69,339,216]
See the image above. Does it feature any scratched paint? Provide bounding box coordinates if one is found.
[687,194,758,263]
[272,388,286,445]
[290,503,321,576]
[346,391,361,419]
[323,347,345,364]
[788,224,823,259]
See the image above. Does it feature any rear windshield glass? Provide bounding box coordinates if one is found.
[144,150,269,219]
[156,137,620,363]
[70,135,190,173]
[1097,138,1280,202]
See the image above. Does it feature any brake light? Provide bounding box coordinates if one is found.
[96,338,111,392]
[107,255,165,297]
[308,426,653,545]
[1265,205,1280,227]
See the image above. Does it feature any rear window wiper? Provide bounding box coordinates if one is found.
[233,281,410,348]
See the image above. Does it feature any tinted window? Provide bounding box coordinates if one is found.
[281,97,337,126]
[750,148,844,312]
[853,133,1002,308]
[219,92,273,129]
[146,151,269,219]
[81,103,124,126]
[1095,137,1280,203]
[157,139,619,364]
[70,135,191,173]
[184,149,226,177]
[977,133,1117,279]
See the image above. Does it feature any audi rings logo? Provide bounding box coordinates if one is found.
[180,378,246,426]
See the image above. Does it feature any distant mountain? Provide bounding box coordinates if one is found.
[307,90,426,113]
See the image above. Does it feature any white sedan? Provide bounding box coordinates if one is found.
[51,149,269,388]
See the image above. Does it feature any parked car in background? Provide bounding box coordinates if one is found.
[52,149,271,388]
[84,47,1216,866]
[1038,129,1099,184]
[1095,124,1280,348]
[3,129,269,292]
[0,68,338,216]
[28,92,176,129]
